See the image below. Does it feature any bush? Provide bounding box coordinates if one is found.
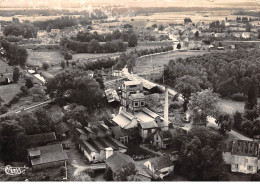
[170,101,182,110]
[251,174,260,181]
[231,93,247,101]
[59,166,66,176]
[42,62,49,71]
[84,169,95,178]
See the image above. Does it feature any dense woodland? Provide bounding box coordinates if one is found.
[163,49,260,100]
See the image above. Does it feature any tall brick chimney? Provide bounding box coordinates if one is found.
[164,87,169,128]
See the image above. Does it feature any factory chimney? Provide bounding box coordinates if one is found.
[164,87,169,128]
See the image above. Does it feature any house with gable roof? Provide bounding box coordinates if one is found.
[223,139,260,174]
[143,155,174,179]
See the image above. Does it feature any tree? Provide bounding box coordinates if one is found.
[127,55,136,73]
[128,33,138,47]
[177,43,181,50]
[15,47,28,67]
[176,126,224,180]
[17,111,40,135]
[88,39,101,53]
[113,163,137,181]
[64,52,72,66]
[152,24,157,28]
[0,96,3,107]
[175,75,202,112]
[42,62,49,71]
[195,31,199,38]
[233,111,243,130]
[0,119,25,161]
[158,25,164,31]
[25,78,33,89]
[245,78,258,110]
[215,113,233,135]
[189,89,220,126]
[61,60,66,69]
[46,69,103,110]
[184,18,192,25]
[13,66,20,83]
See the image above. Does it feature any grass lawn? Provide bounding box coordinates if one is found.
[134,50,209,75]
[26,50,64,67]
[217,98,245,115]
[0,82,24,104]
[0,59,13,74]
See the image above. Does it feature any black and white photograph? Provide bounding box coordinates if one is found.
[0,0,260,183]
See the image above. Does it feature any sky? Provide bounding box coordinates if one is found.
[0,0,259,8]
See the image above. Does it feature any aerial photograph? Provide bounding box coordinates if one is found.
[1,0,260,183]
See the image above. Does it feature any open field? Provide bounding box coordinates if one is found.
[0,82,23,104]
[0,59,13,74]
[119,10,259,26]
[27,50,64,67]
[134,50,209,75]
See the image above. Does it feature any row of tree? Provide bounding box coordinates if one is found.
[73,29,138,47]
[60,37,128,53]
[1,39,28,67]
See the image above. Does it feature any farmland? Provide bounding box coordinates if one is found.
[134,50,209,75]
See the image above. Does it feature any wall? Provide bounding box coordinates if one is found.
[223,152,232,164]
[231,155,258,174]
[32,160,66,171]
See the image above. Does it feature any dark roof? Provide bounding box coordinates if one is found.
[88,121,110,134]
[106,136,127,149]
[111,126,128,138]
[98,137,117,150]
[27,132,56,145]
[88,139,105,152]
[54,122,69,135]
[148,156,173,170]
[105,152,135,172]
[140,121,158,129]
[231,140,259,157]
[79,139,98,154]
[129,93,145,100]
[27,144,68,166]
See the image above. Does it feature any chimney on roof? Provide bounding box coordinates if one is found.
[164,87,169,129]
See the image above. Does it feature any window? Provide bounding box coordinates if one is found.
[134,102,139,107]
[248,166,253,171]
[234,164,239,170]
[141,101,145,106]
[130,85,136,88]
[148,129,152,134]
[93,156,95,160]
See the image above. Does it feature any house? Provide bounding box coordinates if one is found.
[51,29,60,34]
[27,132,57,147]
[27,144,68,171]
[112,70,123,77]
[37,30,48,38]
[242,32,251,39]
[54,122,70,139]
[143,155,174,179]
[223,139,260,174]
[111,126,129,144]
[105,89,120,103]
[153,128,185,148]
[128,93,146,114]
[86,70,94,77]
[153,130,172,148]
[105,152,152,181]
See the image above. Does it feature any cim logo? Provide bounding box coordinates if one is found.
[4,165,28,175]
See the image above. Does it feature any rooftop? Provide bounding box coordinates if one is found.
[27,132,57,145]
[27,144,68,166]
[231,140,260,157]
[105,152,135,172]
[148,156,173,170]
[124,81,141,86]
[140,121,158,129]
